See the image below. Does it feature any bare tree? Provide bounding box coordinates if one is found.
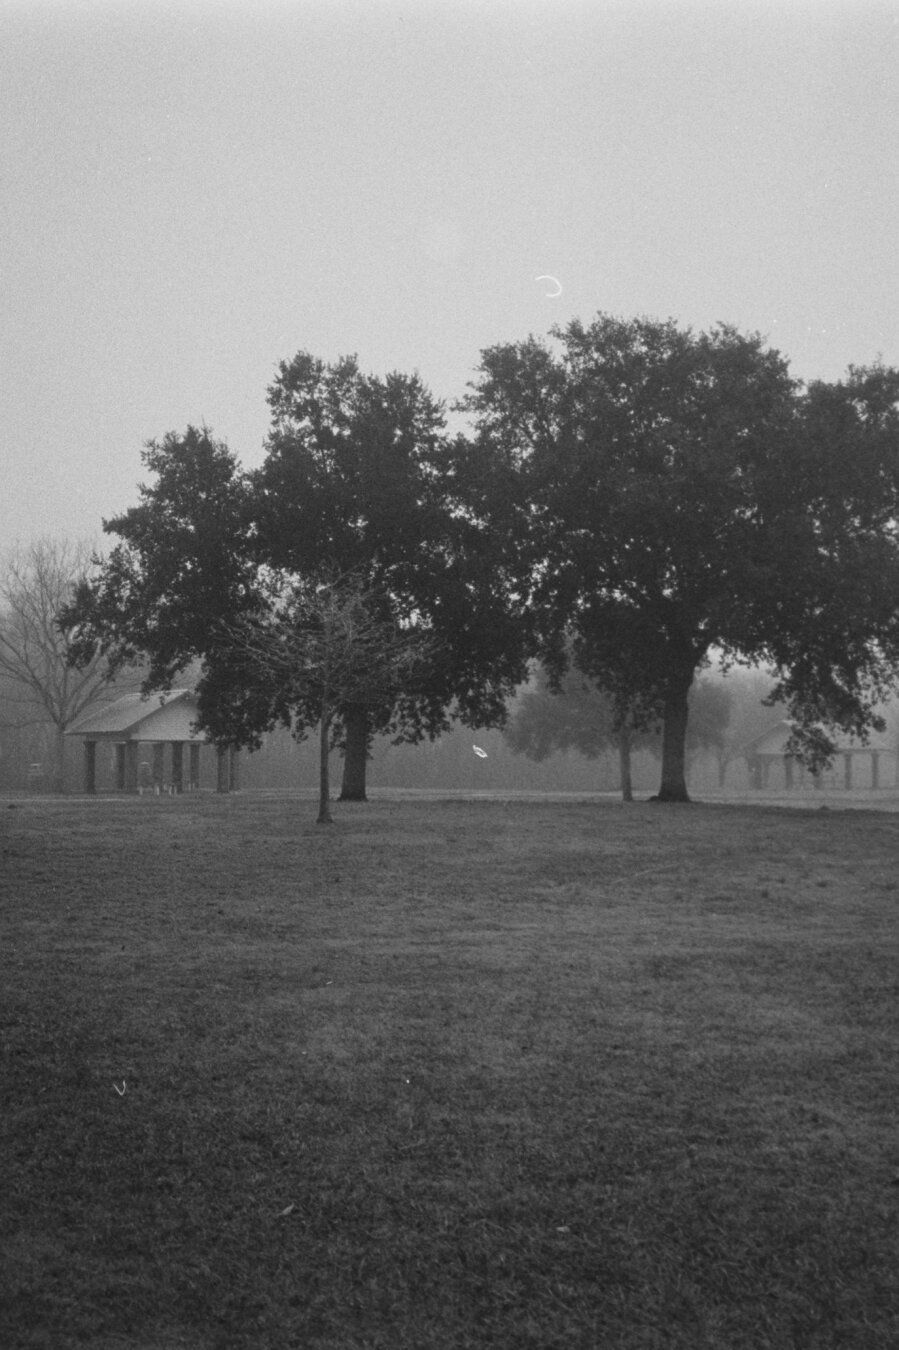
[0,538,118,792]
[210,570,435,823]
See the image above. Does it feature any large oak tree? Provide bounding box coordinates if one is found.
[66,361,529,799]
[462,315,899,800]
[254,352,528,798]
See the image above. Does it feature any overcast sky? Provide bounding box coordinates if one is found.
[3,0,898,549]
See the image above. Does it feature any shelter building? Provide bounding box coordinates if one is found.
[66,689,236,794]
[742,719,896,791]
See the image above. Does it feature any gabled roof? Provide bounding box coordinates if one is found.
[66,689,203,742]
[738,719,794,756]
[740,717,895,758]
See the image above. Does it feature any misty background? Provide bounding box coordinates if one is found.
[3,1,898,796]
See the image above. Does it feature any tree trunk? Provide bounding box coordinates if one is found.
[216,747,233,794]
[339,706,369,801]
[617,727,634,802]
[317,706,333,824]
[655,672,693,802]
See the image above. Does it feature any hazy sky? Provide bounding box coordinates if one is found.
[3,0,898,549]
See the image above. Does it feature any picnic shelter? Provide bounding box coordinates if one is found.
[66,689,236,794]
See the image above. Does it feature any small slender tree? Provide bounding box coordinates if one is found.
[204,571,435,824]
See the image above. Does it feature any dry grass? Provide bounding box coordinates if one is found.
[2,792,898,1348]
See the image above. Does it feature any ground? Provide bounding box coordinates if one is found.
[1,791,898,1349]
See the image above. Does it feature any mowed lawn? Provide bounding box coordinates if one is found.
[1,794,898,1350]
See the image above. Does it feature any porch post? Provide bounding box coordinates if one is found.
[871,750,880,789]
[124,741,140,793]
[115,743,126,790]
[170,742,184,793]
[84,741,97,795]
[843,752,852,790]
[217,746,231,793]
[152,743,165,793]
[189,743,201,790]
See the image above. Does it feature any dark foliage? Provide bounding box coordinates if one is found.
[462,314,899,799]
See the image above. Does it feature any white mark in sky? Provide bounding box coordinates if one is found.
[535,275,562,298]
[473,745,488,758]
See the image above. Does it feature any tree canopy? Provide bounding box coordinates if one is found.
[65,360,531,803]
[253,353,529,797]
[65,321,899,811]
[65,426,257,692]
[462,314,899,799]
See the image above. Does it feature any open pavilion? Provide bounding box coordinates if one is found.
[66,689,236,794]
[742,719,897,791]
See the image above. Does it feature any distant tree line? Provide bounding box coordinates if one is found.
[45,311,899,814]
[503,662,736,801]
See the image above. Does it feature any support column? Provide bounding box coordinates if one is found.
[170,742,184,794]
[124,741,140,793]
[843,752,853,790]
[217,746,232,794]
[871,750,880,789]
[115,743,126,791]
[784,755,794,790]
[189,743,201,791]
[152,743,165,793]
[84,741,97,795]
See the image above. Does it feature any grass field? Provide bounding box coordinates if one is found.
[2,792,898,1349]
